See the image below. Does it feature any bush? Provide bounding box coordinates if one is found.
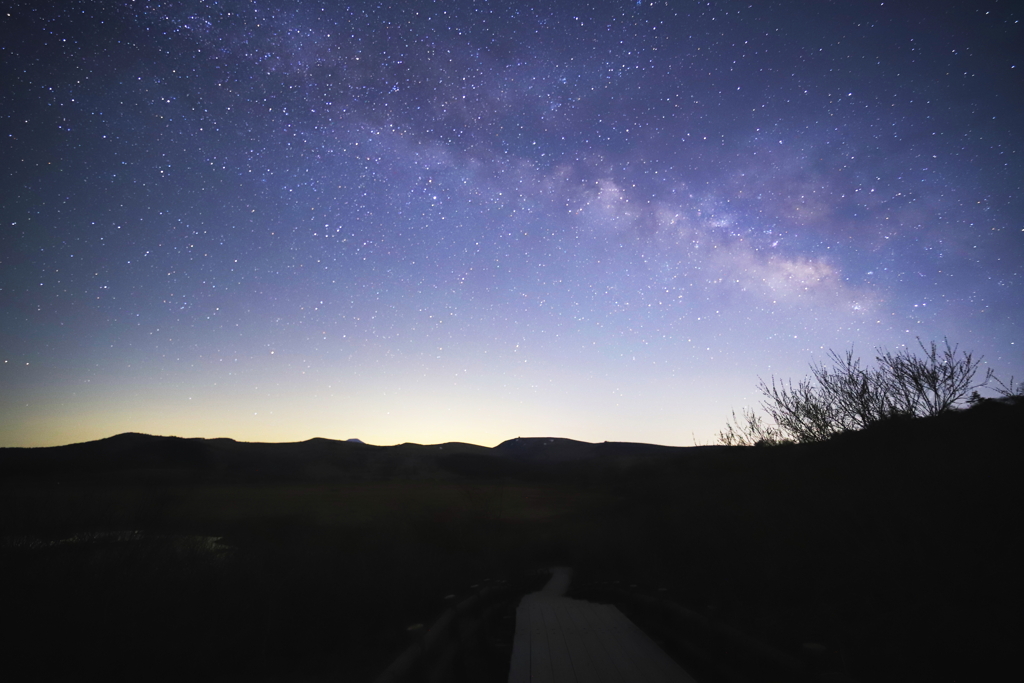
[720,338,996,445]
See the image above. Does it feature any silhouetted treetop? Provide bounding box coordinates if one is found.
[719,338,1002,446]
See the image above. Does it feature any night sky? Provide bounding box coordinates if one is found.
[2,1,1021,448]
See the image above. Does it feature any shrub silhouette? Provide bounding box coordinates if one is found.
[720,337,995,445]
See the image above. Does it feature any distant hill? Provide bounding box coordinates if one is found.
[2,398,1019,484]
[493,437,596,461]
[0,430,728,483]
[0,434,485,482]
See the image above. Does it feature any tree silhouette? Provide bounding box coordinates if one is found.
[719,338,994,445]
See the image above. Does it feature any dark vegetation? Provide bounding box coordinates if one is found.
[2,397,1021,682]
[718,338,1019,446]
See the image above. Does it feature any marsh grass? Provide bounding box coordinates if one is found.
[1,400,1019,682]
[0,475,608,682]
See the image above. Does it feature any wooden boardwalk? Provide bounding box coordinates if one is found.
[508,569,697,683]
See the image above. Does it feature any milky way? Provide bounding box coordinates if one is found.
[2,0,1022,447]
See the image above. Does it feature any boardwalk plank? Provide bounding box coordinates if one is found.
[528,596,557,683]
[556,599,625,683]
[509,597,534,683]
[587,602,663,682]
[509,591,696,683]
[549,598,612,683]
[599,603,697,683]
[539,597,579,682]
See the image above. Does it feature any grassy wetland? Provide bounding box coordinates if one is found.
[2,399,1021,682]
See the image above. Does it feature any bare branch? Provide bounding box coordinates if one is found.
[875,337,985,416]
[719,337,995,445]
[717,408,784,446]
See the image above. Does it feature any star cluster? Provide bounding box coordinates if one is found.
[2,0,1021,447]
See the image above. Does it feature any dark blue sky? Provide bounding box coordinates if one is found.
[2,0,1021,446]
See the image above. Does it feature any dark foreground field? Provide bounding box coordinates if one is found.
[1,399,1020,682]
